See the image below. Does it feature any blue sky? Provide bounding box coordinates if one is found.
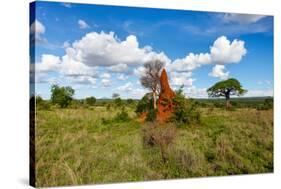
[30,1,273,99]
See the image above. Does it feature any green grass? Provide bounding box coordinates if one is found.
[35,106,273,187]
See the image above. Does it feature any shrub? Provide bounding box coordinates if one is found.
[142,122,177,162]
[145,108,157,122]
[85,96,96,106]
[114,106,131,122]
[135,93,153,115]
[171,87,200,127]
[136,93,157,122]
[36,96,51,110]
[256,98,273,110]
[114,97,123,107]
[126,98,134,105]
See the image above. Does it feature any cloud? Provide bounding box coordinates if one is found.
[30,19,45,34]
[170,72,194,87]
[134,66,147,77]
[35,54,61,73]
[78,19,90,29]
[223,13,266,24]
[210,36,247,64]
[116,82,134,93]
[34,54,98,84]
[69,76,97,85]
[101,78,111,87]
[117,74,128,80]
[62,41,71,48]
[169,53,211,72]
[101,73,111,79]
[30,19,47,44]
[107,63,128,73]
[168,36,246,81]
[209,65,229,80]
[65,31,170,67]
[184,86,208,98]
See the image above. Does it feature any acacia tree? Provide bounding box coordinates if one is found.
[207,78,247,109]
[140,60,164,109]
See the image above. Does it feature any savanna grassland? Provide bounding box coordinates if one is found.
[35,101,273,187]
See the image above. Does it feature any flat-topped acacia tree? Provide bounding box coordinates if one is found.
[207,78,247,109]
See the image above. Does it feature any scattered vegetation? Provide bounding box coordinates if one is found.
[34,82,273,187]
[171,86,200,127]
[35,103,273,186]
[50,84,75,108]
[207,78,247,109]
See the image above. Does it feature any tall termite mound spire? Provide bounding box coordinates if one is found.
[157,69,176,122]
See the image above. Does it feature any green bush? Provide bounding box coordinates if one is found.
[135,93,153,115]
[171,87,200,127]
[85,96,96,106]
[114,107,131,122]
[136,93,157,122]
[257,98,273,110]
[36,96,51,110]
[50,84,75,108]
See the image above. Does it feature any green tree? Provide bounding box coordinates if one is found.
[85,96,96,106]
[112,93,120,99]
[207,78,246,109]
[50,84,75,108]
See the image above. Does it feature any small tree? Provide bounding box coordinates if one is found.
[207,78,246,109]
[171,86,200,126]
[112,93,120,99]
[50,84,75,108]
[140,59,164,109]
[85,96,96,106]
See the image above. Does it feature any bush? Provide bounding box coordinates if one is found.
[35,96,51,110]
[145,108,157,122]
[142,122,177,162]
[50,84,75,108]
[85,96,96,106]
[135,93,153,115]
[114,97,123,107]
[256,98,273,110]
[171,87,200,127]
[114,107,131,122]
[136,93,157,122]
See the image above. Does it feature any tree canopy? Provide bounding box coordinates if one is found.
[207,78,246,109]
[51,84,75,108]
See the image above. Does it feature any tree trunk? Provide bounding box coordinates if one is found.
[225,93,231,110]
[153,91,157,109]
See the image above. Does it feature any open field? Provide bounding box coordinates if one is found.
[35,105,273,187]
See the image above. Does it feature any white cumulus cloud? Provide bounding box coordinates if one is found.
[168,36,246,73]
[65,31,170,68]
[210,36,247,64]
[209,65,229,80]
[170,72,194,87]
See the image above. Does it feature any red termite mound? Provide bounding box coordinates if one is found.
[156,69,176,122]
